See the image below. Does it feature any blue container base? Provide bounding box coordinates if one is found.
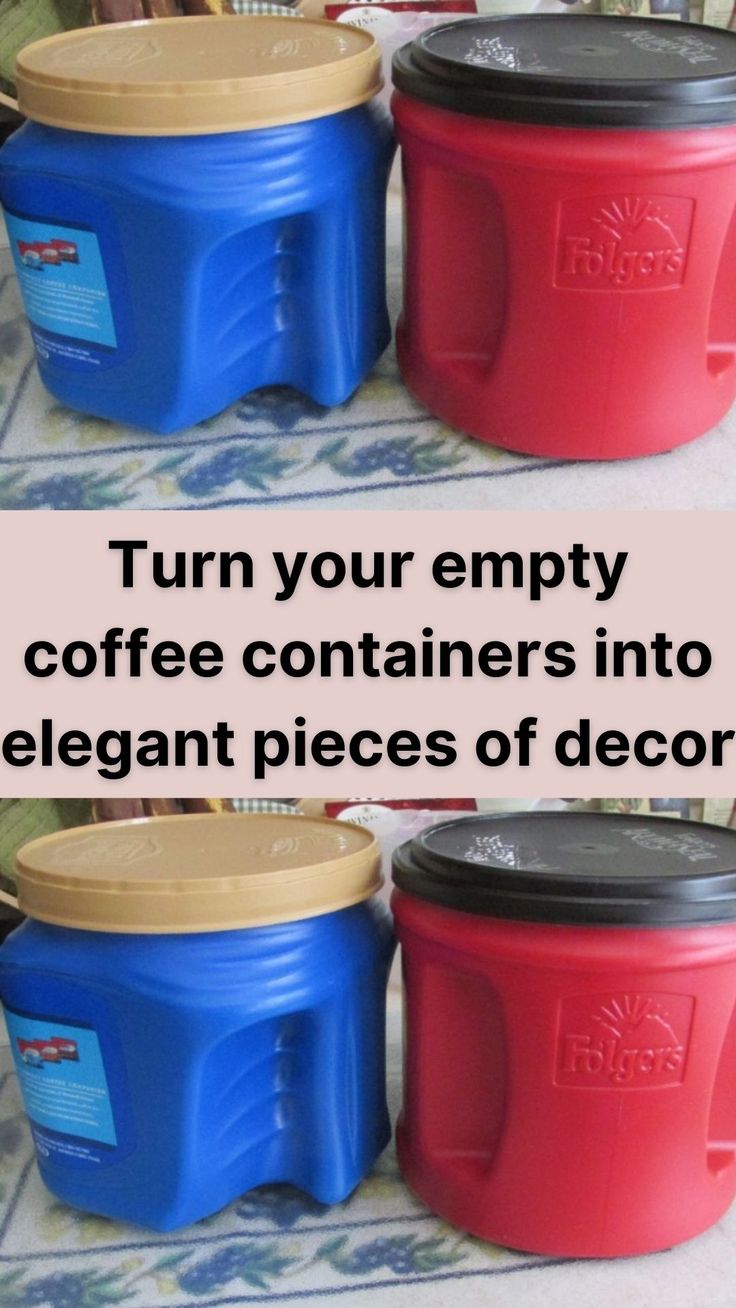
[38,1123,390,1231]
[36,324,391,434]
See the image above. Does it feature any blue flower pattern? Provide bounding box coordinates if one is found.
[0,251,525,510]
[0,1043,550,1308]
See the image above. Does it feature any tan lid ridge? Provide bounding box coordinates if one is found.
[14,16,382,136]
[15,812,381,934]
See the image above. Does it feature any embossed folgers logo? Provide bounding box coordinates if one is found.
[556,195,694,291]
[556,992,694,1088]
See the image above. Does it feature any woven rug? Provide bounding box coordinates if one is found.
[1,200,735,511]
[1,1003,736,1308]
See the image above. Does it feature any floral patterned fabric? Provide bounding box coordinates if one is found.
[1,1004,736,1308]
[1,202,736,510]
[0,1009,556,1308]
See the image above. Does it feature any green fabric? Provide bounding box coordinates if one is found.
[0,0,89,95]
[0,798,91,892]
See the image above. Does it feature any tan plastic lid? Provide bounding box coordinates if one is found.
[14,16,381,136]
[15,812,381,933]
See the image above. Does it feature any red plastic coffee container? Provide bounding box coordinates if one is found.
[393,17,736,458]
[392,812,736,1257]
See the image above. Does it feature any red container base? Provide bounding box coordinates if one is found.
[394,96,736,460]
[395,1124,734,1258]
[394,891,736,1258]
[396,325,736,462]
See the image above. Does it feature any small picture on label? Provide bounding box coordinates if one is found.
[16,238,80,270]
[17,1036,80,1067]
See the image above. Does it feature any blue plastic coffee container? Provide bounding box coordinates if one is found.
[0,813,393,1230]
[0,17,393,433]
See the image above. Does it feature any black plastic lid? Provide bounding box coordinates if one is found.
[392,15,736,129]
[392,812,736,926]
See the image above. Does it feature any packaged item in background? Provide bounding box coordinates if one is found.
[704,798,736,825]
[326,1,478,112]
[597,0,736,19]
[326,796,476,832]
[704,0,733,24]
[599,798,691,817]
[0,17,393,433]
[0,814,394,1231]
[394,811,736,1256]
[598,799,736,824]
[600,0,692,19]
[475,0,596,11]
[475,798,543,813]
[302,798,476,904]
[475,798,595,813]
[597,0,736,22]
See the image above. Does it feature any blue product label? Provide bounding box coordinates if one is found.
[5,1007,118,1162]
[5,209,117,365]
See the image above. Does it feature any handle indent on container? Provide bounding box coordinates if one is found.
[707,203,736,380]
[707,1142,736,1176]
[707,345,736,379]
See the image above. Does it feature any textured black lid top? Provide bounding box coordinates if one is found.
[392,15,736,128]
[392,812,736,925]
